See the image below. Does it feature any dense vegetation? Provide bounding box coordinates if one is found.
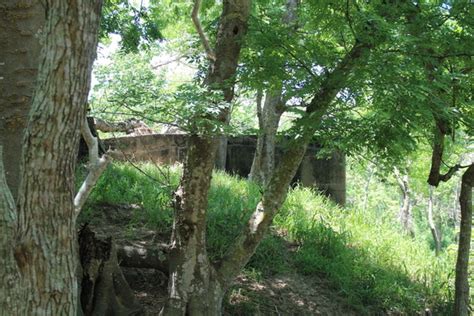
[1,1,472,314]
[82,162,461,314]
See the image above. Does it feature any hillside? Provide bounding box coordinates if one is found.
[78,163,456,315]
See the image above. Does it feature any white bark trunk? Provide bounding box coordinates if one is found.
[75,117,110,215]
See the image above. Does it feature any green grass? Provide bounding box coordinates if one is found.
[81,162,456,314]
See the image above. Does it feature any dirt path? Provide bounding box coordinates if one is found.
[80,204,358,315]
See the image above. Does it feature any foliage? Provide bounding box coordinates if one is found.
[83,162,456,314]
[100,0,164,52]
[90,49,168,128]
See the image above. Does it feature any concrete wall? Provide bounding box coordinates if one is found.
[103,134,346,205]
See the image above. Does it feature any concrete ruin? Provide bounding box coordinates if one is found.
[103,134,346,205]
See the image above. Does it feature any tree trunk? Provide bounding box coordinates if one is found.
[427,186,441,256]
[249,90,284,185]
[218,39,375,302]
[453,164,473,316]
[165,4,376,314]
[248,0,299,185]
[162,1,251,314]
[0,147,22,315]
[394,167,415,237]
[362,163,374,211]
[13,1,103,314]
[78,225,143,316]
[0,0,44,199]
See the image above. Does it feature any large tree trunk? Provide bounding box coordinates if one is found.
[161,1,251,315]
[453,164,473,316]
[0,0,44,199]
[12,1,103,314]
[0,147,21,314]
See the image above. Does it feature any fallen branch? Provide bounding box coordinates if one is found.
[117,243,169,273]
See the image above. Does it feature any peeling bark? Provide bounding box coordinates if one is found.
[453,164,473,316]
[14,1,103,314]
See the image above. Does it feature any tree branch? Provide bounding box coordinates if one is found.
[191,0,215,61]
[74,117,111,215]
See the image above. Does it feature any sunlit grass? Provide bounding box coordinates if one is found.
[82,162,456,314]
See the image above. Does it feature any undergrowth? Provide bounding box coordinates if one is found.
[82,162,456,314]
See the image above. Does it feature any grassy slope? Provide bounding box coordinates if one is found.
[82,162,456,314]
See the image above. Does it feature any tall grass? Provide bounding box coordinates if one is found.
[83,162,456,314]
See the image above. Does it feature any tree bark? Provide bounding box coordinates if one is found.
[393,167,415,237]
[0,146,22,315]
[78,225,143,316]
[248,0,299,185]
[249,90,285,185]
[453,163,473,316]
[13,1,103,314]
[161,1,251,315]
[0,0,44,199]
[427,186,441,256]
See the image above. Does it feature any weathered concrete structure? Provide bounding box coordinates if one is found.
[103,134,346,205]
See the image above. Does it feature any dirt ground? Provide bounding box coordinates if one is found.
[81,203,358,316]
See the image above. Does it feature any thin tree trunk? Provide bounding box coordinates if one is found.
[362,163,374,211]
[248,0,298,185]
[161,1,251,314]
[218,39,375,294]
[13,1,103,314]
[427,186,441,256]
[0,0,44,199]
[394,167,415,237]
[249,90,284,185]
[452,181,461,228]
[249,89,264,180]
[453,163,473,316]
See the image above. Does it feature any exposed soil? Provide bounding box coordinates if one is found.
[79,203,358,316]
